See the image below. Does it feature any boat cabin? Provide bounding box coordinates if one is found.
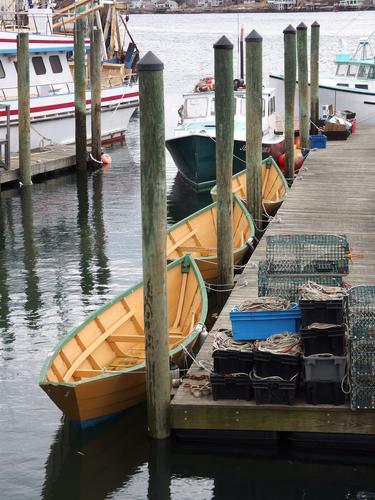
[179,88,277,135]
[331,39,375,91]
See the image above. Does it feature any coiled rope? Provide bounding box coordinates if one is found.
[299,281,347,300]
[236,297,291,312]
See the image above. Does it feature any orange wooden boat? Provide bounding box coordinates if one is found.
[39,255,207,428]
[210,156,288,216]
[167,194,255,283]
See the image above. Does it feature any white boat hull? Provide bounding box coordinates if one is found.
[269,74,375,127]
[0,84,139,153]
[5,103,137,152]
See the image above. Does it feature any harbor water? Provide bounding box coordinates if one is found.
[1,11,375,500]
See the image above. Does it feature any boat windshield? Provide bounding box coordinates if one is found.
[336,64,348,76]
[183,97,208,119]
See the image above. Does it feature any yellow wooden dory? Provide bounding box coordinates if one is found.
[210,156,288,216]
[167,194,255,283]
[39,255,207,427]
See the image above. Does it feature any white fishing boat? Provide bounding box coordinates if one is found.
[165,88,285,191]
[0,6,139,153]
[269,36,375,127]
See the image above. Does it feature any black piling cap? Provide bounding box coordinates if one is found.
[137,51,164,71]
[283,25,296,35]
[297,22,307,31]
[213,35,233,49]
[312,21,320,27]
[245,30,262,43]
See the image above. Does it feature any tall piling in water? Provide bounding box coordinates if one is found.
[214,35,234,301]
[17,32,31,186]
[310,21,320,134]
[74,18,87,170]
[246,30,263,230]
[90,21,102,164]
[297,22,309,149]
[138,52,170,440]
[283,25,297,184]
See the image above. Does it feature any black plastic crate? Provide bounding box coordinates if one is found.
[210,374,253,401]
[301,325,346,356]
[252,377,298,405]
[254,351,300,380]
[213,350,253,375]
[299,298,345,328]
[304,381,345,405]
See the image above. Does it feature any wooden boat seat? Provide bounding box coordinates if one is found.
[179,245,217,256]
[167,228,198,257]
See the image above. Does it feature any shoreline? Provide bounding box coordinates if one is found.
[129,6,374,14]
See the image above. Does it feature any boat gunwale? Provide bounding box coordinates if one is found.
[210,156,288,204]
[167,193,255,263]
[38,254,208,387]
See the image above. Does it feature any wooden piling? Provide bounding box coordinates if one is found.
[138,52,170,439]
[214,35,234,300]
[90,21,102,164]
[297,22,309,150]
[283,25,297,184]
[74,18,87,171]
[17,32,31,186]
[246,30,263,230]
[310,21,320,135]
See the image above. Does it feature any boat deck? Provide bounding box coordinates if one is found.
[170,126,375,436]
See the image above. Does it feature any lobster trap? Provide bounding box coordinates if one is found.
[348,286,375,340]
[258,260,344,301]
[351,375,375,410]
[350,339,375,376]
[265,234,350,275]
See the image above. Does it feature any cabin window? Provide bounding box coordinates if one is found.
[368,67,375,80]
[262,98,265,117]
[347,65,357,77]
[355,84,368,89]
[358,65,369,79]
[32,56,46,75]
[0,61,5,79]
[49,55,63,74]
[184,97,208,119]
[336,64,347,77]
[337,83,349,87]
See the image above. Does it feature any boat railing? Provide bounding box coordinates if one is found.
[0,103,10,171]
[0,82,73,100]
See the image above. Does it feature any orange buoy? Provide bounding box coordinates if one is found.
[101,153,112,165]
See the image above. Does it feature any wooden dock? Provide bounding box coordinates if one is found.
[170,127,375,437]
[0,144,76,185]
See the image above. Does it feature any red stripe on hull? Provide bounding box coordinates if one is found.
[0,92,139,118]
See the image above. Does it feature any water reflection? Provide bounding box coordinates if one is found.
[167,173,212,225]
[40,403,375,500]
[41,406,149,500]
[21,185,42,330]
[0,195,11,334]
[92,171,110,294]
[76,171,95,301]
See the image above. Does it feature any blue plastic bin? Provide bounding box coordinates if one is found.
[230,303,301,341]
[309,134,327,149]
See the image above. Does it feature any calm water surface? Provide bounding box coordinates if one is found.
[1,11,375,500]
